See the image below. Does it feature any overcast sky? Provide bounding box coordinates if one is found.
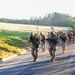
[0,0,75,19]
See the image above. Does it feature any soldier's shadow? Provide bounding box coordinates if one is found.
[56,55,75,61]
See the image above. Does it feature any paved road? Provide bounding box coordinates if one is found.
[0,44,75,75]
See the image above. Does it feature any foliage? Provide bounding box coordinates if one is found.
[0,12,74,27]
[72,20,75,29]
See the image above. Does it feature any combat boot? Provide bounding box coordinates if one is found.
[63,51,65,54]
[35,59,38,62]
[51,58,55,62]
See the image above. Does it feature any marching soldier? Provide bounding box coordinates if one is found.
[40,32,45,52]
[72,30,75,44]
[29,32,40,62]
[46,32,58,62]
[60,31,67,54]
[67,30,73,45]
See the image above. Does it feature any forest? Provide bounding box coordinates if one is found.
[0,12,75,27]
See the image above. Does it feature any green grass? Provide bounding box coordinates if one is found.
[0,30,30,59]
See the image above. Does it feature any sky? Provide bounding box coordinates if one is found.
[0,0,75,19]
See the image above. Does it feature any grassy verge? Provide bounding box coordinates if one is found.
[0,30,30,59]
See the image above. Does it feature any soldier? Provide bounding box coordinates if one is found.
[67,30,73,45]
[29,32,40,62]
[60,31,67,54]
[57,31,61,46]
[40,32,45,52]
[46,32,58,62]
[72,30,75,44]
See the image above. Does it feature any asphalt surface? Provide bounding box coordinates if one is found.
[0,43,75,75]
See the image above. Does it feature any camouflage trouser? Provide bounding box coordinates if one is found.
[31,44,38,60]
[62,42,66,51]
[40,41,45,52]
[49,45,56,61]
[68,37,73,45]
[73,36,75,44]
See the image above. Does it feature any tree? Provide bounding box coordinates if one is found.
[72,20,75,29]
[50,12,72,26]
[0,12,74,27]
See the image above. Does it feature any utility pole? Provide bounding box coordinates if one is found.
[37,25,38,34]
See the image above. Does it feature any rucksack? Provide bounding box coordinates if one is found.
[41,35,45,41]
[34,34,40,48]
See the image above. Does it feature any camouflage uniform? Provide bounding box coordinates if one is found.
[29,33,40,62]
[72,30,75,44]
[40,32,45,52]
[60,32,67,54]
[67,30,73,45]
[46,32,58,62]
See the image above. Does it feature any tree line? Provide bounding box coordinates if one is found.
[0,12,75,27]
